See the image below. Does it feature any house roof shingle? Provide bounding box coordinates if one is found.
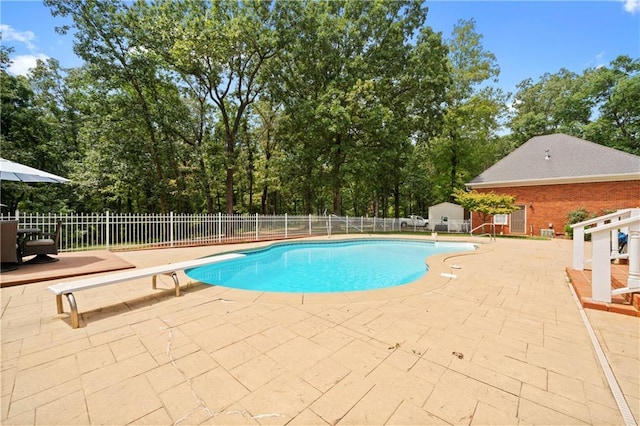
[467,134,640,188]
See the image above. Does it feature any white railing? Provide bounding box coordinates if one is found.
[469,222,497,241]
[2,212,428,252]
[571,208,640,303]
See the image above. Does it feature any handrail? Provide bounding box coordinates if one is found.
[583,216,638,234]
[572,208,639,303]
[469,222,496,242]
[570,208,634,229]
[572,209,637,270]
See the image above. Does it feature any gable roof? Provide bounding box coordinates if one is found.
[467,134,640,189]
[429,202,462,209]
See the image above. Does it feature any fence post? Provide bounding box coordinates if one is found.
[285,213,288,238]
[346,216,349,234]
[256,213,259,240]
[106,211,110,251]
[591,229,611,303]
[628,209,640,291]
[572,225,585,270]
[218,212,222,243]
[610,228,619,258]
[170,211,174,247]
[309,214,312,235]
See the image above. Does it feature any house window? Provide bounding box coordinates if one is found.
[493,214,508,225]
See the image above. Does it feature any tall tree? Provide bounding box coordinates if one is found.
[46,0,194,212]
[267,0,447,216]
[507,55,639,155]
[0,48,72,212]
[583,55,640,154]
[135,0,280,214]
[508,68,591,143]
[426,19,507,203]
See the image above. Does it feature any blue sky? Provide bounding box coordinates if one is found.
[1,0,639,96]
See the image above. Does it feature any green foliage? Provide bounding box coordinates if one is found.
[508,68,590,142]
[507,55,640,155]
[452,189,519,224]
[4,2,636,216]
[0,57,77,213]
[265,0,447,216]
[563,207,593,238]
[425,19,508,203]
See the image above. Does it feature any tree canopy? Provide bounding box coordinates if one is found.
[453,188,519,225]
[1,1,637,216]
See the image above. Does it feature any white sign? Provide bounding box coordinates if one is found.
[493,214,508,225]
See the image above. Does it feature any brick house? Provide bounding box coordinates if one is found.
[466,134,640,236]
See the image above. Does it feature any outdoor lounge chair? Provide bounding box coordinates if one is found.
[1,220,20,270]
[22,220,62,263]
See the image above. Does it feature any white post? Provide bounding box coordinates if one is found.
[346,216,349,234]
[255,213,259,240]
[591,229,611,303]
[610,228,619,258]
[572,225,585,270]
[218,212,222,243]
[309,214,312,235]
[170,212,174,247]
[627,210,640,291]
[285,213,288,238]
[105,210,110,251]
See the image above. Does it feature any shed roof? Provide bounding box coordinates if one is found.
[467,134,640,188]
[429,202,463,209]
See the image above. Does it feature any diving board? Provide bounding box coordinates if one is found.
[47,253,245,328]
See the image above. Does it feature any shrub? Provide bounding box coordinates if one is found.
[564,207,592,239]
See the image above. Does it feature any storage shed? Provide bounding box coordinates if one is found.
[428,202,467,232]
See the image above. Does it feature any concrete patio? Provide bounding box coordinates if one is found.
[1,236,638,425]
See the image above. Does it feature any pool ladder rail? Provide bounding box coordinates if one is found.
[469,223,497,242]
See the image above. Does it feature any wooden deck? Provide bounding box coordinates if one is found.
[566,262,640,317]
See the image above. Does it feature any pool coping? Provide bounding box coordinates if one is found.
[182,234,490,305]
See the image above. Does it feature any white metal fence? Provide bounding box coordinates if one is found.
[2,212,445,252]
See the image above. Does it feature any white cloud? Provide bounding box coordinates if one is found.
[1,24,51,75]
[594,51,606,68]
[0,24,37,51]
[622,0,640,13]
[8,54,49,76]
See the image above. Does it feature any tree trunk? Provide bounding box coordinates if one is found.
[332,134,343,216]
[225,167,234,214]
[449,135,458,203]
[394,181,401,218]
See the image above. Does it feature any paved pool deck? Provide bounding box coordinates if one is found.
[1,236,638,425]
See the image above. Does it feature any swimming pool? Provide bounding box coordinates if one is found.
[186,239,476,293]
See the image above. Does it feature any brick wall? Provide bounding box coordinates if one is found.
[473,180,640,236]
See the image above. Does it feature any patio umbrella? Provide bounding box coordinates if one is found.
[0,158,70,183]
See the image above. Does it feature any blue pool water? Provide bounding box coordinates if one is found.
[186,239,476,293]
